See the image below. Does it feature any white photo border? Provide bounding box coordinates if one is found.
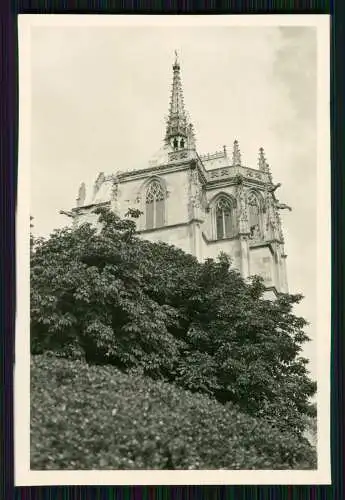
[15,13,331,486]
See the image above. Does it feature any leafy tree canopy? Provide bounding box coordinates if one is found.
[30,207,316,435]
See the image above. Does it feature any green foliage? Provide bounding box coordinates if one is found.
[30,207,316,435]
[31,354,316,470]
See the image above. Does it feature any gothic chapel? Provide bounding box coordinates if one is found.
[66,53,291,299]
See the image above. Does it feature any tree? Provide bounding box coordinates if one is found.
[30,207,316,435]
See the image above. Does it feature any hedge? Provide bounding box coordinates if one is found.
[31,354,317,470]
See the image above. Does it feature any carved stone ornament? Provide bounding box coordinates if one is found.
[237,184,247,218]
[76,182,86,207]
[268,182,282,194]
[275,201,292,211]
[188,167,203,214]
[258,147,267,172]
[200,189,208,210]
[95,172,105,190]
[235,173,244,185]
[236,182,249,234]
[250,224,261,241]
[232,140,242,167]
[264,194,277,239]
[111,180,119,201]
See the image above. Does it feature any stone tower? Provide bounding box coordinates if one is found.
[65,53,291,298]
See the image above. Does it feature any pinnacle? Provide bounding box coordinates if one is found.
[258,147,267,171]
[258,147,273,183]
[232,140,242,166]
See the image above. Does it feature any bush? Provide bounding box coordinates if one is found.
[31,354,317,470]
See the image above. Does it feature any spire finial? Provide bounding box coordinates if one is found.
[173,50,180,69]
[76,182,86,207]
[232,140,242,166]
[165,51,194,147]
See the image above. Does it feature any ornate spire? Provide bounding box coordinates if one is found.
[232,140,242,166]
[165,51,190,149]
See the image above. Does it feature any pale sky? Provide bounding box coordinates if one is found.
[29,22,318,376]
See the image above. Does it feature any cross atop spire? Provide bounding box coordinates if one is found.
[165,51,191,150]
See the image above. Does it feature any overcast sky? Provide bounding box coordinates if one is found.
[29,22,319,376]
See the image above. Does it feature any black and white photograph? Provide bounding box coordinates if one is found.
[16,15,330,485]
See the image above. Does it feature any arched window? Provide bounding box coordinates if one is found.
[215,197,235,239]
[248,193,261,239]
[146,180,165,230]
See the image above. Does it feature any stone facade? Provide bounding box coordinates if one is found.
[66,53,291,297]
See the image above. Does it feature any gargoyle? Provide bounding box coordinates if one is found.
[268,182,282,193]
[59,210,76,218]
[276,202,292,212]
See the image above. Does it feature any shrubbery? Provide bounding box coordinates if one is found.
[31,354,316,470]
[30,208,316,437]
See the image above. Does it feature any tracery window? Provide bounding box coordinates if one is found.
[146,180,165,230]
[248,193,261,239]
[215,197,235,239]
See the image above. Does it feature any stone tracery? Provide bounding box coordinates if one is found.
[145,180,165,229]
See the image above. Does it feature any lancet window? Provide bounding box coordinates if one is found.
[145,180,165,230]
[215,197,235,239]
